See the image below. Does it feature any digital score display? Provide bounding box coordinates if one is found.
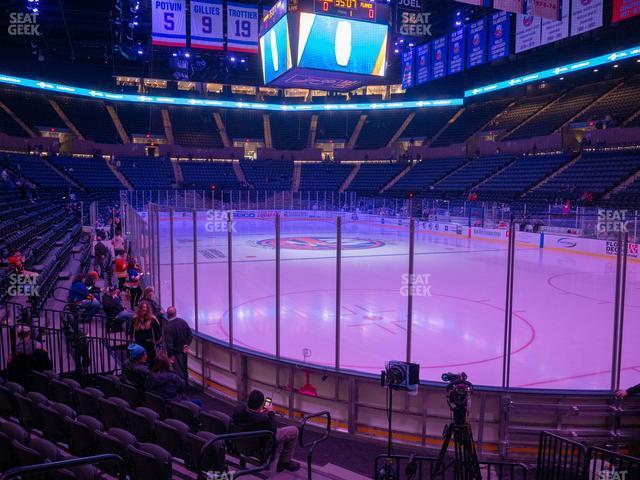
[314,0,377,22]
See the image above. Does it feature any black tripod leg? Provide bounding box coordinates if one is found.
[458,425,482,480]
[433,423,453,477]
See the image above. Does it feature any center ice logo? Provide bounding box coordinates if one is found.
[256,237,385,250]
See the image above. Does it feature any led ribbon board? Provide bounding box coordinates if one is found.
[0,73,463,111]
[465,44,640,97]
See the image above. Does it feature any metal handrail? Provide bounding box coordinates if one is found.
[0,454,126,479]
[374,453,528,479]
[299,410,332,480]
[200,430,276,479]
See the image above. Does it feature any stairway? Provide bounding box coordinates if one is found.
[105,104,129,143]
[432,159,470,187]
[308,114,318,148]
[557,81,625,132]
[233,160,248,186]
[603,166,640,200]
[171,158,184,186]
[106,157,134,191]
[339,163,360,192]
[386,112,415,147]
[161,109,175,144]
[471,157,517,191]
[505,91,568,139]
[213,112,231,148]
[292,162,302,192]
[380,164,412,193]
[0,100,36,138]
[263,114,273,148]
[523,152,581,196]
[426,107,464,147]
[347,114,367,148]
[49,99,84,140]
[40,155,84,191]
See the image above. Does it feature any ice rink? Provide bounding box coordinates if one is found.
[154,211,640,391]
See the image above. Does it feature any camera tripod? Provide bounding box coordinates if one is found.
[433,417,482,480]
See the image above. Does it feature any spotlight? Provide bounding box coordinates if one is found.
[184,52,190,58]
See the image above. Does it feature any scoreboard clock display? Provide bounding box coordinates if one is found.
[314,0,377,22]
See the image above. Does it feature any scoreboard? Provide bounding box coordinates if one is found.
[259,0,389,91]
[314,0,377,22]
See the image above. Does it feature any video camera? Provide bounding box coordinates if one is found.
[442,372,473,425]
[381,361,420,393]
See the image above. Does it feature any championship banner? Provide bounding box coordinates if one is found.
[190,0,223,50]
[415,42,430,85]
[493,0,525,14]
[570,0,603,36]
[448,26,466,75]
[612,0,640,22]
[515,13,541,53]
[227,2,259,53]
[402,50,414,89]
[467,18,487,68]
[528,0,561,20]
[152,0,187,47]
[432,36,447,80]
[541,0,569,45]
[489,11,510,61]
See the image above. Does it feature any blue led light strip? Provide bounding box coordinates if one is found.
[465,44,640,97]
[0,73,463,111]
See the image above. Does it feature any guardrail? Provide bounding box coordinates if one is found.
[373,454,528,479]
[200,430,276,479]
[299,410,332,480]
[0,454,126,479]
[536,431,640,480]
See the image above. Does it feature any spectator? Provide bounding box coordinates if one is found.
[102,286,133,333]
[615,384,640,399]
[232,389,300,472]
[132,302,161,366]
[164,306,193,387]
[7,325,52,382]
[114,251,128,292]
[112,233,125,256]
[125,260,142,308]
[122,343,150,389]
[94,238,109,279]
[8,250,36,278]
[144,353,185,400]
[69,273,101,323]
[142,287,164,322]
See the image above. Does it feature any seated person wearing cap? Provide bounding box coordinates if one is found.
[122,344,150,389]
[232,389,300,472]
[69,273,101,323]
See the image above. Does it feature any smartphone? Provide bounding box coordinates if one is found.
[263,397,272,408]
